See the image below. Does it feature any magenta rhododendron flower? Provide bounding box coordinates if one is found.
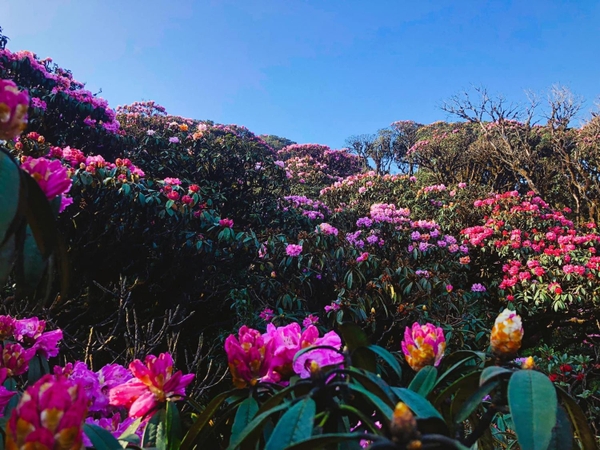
[14,317,45,342]
[401,323,446,372]
[109,353,194,418]
[163,177,181,185]
[262,322,304,382]
[356,252,369,262]
[0,79,29,140]
[303,314,319,327]
[0,315,16,340]
[259,308,275,321]
[286,244,303,257]
[219,218,234,228]
[292,327,344,378]
[20,157,73,212]
[32,329,63,358]
[225,326,273,388]
[56,362,104,412]
[5,374,88,450]
[1,342,35,376]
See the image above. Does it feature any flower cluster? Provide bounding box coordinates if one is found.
[225,323,343,387]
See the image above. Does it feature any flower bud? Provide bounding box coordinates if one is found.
[522,356,535,370]
[401,322,446,372]
[490,309,523,357]
[390,402,420,444]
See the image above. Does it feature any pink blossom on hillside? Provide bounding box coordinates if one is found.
[20,157,73,211]
[0,79,29,140]
[286,244,303,257]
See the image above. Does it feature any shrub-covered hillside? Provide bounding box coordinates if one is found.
[1,27,600,449]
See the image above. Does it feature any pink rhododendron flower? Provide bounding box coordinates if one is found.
[401,323,446,372]
[33,329,63,358]
[0,315,16,340]
[259,308,275,322]
[318,223,339,236]
[286,244,303,257]
[163,177,181,185]
[0,79,29,140]
[20,157,72,211]
[219,218,234,228]
[292,327,344,378]
[14,317,46,342]
[356,252,369,262]
[262,322,305,382]
[1,342,35,376]
[224,326,272,388]
[109,353,194,418]
[302,314,319,328]
[31,97,47,111]
[471,283,487,292]
[5,374,88,450]
[56,362,104,412]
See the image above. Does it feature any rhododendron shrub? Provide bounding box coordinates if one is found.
[277,143,363,196]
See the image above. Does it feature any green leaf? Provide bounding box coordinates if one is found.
[435,351,484,387]
[368,345,402,379]
[83,424,124,450]
[265,398,316,450]
[285,433,380,450]
[453,379,499,424]
[547,406,573,450]
[556,386,597,449]
[143,408,167,450]
[231,397,259,444]
[432,371,480,420]
[226,402,290,450]
[350,346,377,373]
[479,366,512,386]
[347,383,393,419]
[165,402,182,450]
[181,389,236,450]
[392,387,443,420]
[338,323,370,351]
[27,355,48,385]
[508,370,557,450]
[21,171,58,259]
[0,149,21,245]
[117,417,142,443]
[0,234,16,286]
[345,367,396,407]
[408,366,437,397]
[19,225,48,294]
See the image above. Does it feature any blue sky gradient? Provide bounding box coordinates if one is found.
[1,0,599,147]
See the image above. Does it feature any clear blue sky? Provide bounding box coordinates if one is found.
[2,0,599,148]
